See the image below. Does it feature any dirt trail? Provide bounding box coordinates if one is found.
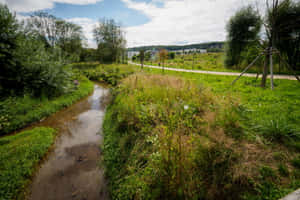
[26,84,110,200]
[129,61,298,80]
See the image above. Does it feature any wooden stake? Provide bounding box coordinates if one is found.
[232,52,263,85]
[270,47,274,90]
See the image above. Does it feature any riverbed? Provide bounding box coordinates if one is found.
[26,84,110,200]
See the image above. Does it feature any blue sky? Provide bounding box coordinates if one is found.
[40,0,150,27]
[2,0,261,47]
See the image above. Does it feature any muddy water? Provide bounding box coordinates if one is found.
[27,84,110,200]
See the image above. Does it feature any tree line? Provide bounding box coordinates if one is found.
[0,4,126,97]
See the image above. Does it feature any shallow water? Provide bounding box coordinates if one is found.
[27,84,110,200]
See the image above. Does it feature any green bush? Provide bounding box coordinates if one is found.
[0,76,93,135]
[75,64,136,86]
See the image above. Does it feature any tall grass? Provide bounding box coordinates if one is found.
[103,73,299,199]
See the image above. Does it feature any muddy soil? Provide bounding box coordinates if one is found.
[27,84,110,200]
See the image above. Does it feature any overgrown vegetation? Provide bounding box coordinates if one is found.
[103,73,300,200]
[0,5,85,97]
[143,52,298,74]
[72,63,136,86]
[0,75,93,135]
[225,0,300,87]
[0,127,55,200]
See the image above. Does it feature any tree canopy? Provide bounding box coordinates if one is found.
[93,19,126,63]
[225,6,262,67]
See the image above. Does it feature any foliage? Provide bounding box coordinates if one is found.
[103,72,299,199]
[269,0,300,71]
[15,35,72,97]
[0,127,55,200]
[158,49,168,70]
[168,52,175,59]
[0,7,82,97]
[0,4,20,94]
[139,50,145,68]
[93,19,126,63]
[70,62,100,70]
[225,6,262,67]
[0,76,93,135]
[144,51,298,74]
[139,65,300,145]
[75,64,136,86]
[79,48,98,62]
[127,41,224,52]
[24,11,84,62]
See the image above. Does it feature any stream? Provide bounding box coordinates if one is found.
[26,84,110,200]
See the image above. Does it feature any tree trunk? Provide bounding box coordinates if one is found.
[261,52,269,88]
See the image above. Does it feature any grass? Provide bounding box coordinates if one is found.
[139,65,300,147]
[0,75,94,135]
[143,52,296,74]
[103,66,300,199]
[0,127,55,200]
[73,63,137,86]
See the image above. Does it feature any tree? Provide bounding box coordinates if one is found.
[225,6,262,68]
[269,0,300,71]
[145,51,152,61]
[227,0,300,88]
[0,4,21,95]
[159,49,168,72]
[139,50,145,69]
[93,19,126,63]
[24,12,84,62]
[169,52,175,59]
[80,48,97,62]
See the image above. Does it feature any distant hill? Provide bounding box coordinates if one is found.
[127,42,225,51]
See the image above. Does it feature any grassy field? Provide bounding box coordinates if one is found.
[0,127,55,200]
[144,52,295,74]
[102,65,300,199]
[0,75,93,135]
[72,63,137,86]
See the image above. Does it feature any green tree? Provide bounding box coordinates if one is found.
[269,0,300,71]
[226,0,300,88]
[225,6,262,68]
[93,19,126,63]
[0,4,21,95]
[24,12,84,62]
[168,52,175,59]
[139,50,145,69]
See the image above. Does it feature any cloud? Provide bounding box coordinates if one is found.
[122,0,264,47]
[1,0,103,12]
[67,17,98,48]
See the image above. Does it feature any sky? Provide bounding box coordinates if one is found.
[1,0,263,48]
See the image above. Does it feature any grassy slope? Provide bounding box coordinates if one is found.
[103,65,300,199]
[0,127,55,200]
[142,66,300,144]
[144,52,296,74]
[0,76,93,135]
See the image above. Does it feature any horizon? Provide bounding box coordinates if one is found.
[2,0,265,48]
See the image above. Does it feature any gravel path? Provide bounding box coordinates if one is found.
[129,62,298,81]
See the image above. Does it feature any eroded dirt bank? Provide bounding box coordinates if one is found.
[27,84,110,200]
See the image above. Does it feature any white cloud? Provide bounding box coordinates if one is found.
[1,0,103,12]
[122,0,264,47]
[67,17,98,48]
